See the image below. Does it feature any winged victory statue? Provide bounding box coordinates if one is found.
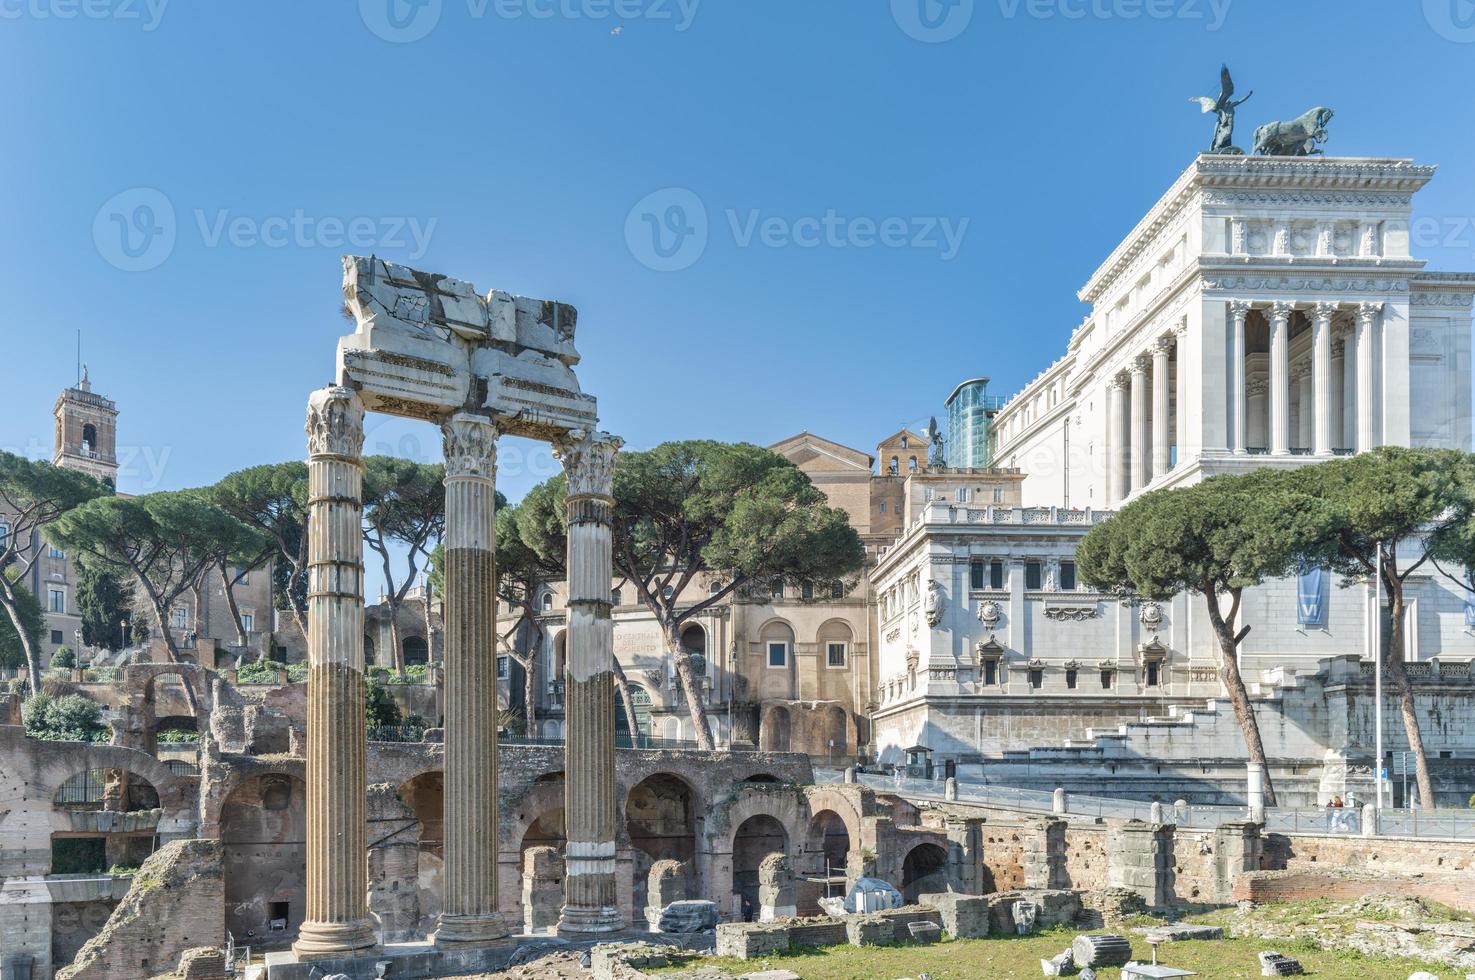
[1190,64,1253,155]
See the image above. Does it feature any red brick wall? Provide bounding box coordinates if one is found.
[1233,870,1475,913]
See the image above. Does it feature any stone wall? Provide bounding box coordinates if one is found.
[55,839,223,980]
[1234,868,1475,913]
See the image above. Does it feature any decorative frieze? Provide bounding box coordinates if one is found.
[1043,605,1100,622]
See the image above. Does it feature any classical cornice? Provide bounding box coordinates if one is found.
[1080,156,1435,306]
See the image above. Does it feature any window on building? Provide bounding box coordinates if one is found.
[992,487,1004,504]
[1145,661,1161,687]
[81,423,98,454]
[1029,669,1043,690]
[241,613,254,634]
[831,581,845,600]
[908,456,918,473]
[1025,561,1042,590]
[710,580,724,596]
[1100,670,1114,690]
[497,655,509,678]
[661,584,675,602]
[888,457,899,475]
[956,487,969,503]
[48,545,65,559]
[611,588,622,606]
[0,522,8,550]
[234,566,249,585]
[51,629,64,645]
[48,588,66,614]
[900,436,908,449]
[767,642,788,668]
[983,659,998,686]
[1059,561,1076,591]
[990,560,1004,589]
[826,642,847,668]
[969,560,985,590]
[541,591,554,610]
[1065,668,1078,690]
[171,606,188,629]
[879,500,887,514]
[770,578,784,599]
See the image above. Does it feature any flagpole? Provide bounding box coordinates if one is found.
[1374,540,1385,819]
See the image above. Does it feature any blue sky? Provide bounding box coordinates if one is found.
[3,0,1473,516]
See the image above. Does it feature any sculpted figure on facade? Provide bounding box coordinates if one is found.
[924,579,945,628]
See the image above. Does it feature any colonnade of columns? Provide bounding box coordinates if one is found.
[293,385,623,960]
[1227,300,1382,457]
[1106,324,1186,505]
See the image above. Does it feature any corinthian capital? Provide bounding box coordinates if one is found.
[442,413,498,481]
[1313,301,1339,324]
[1357,301,1384,326]
[555,430,623,499]
[1269,302,1295,324]
[1228,300,1252,322]
[305,386,364,459]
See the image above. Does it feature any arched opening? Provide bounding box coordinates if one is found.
[618,685,652,740]
[221,773,306,942]
[364,632,377,666]
[759,705,791,753]
[82,423,97,454]
[758,619,796,700]
[802,809,851,913]
[138,670,203,754]
[52,768,163,874]
[824,705,848,760]
[518,774,566,855]
[402,634,429,667]
[679,623,706,656]
[733,815,788,922]
[625,773,697,913]
[900,842,949,904]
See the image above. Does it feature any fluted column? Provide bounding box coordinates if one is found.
[1230,301,1249,454]
[1342,325,1358,451]
[434,413,506,947]
[1312,303,1335,456]
[1269,303,1293,456]
[294,386,376,959]
[1173,319,1188,468]
[1106,375,1129,505]
[1294,360,1314,450]
[1130,355,1150,492]
[1356,302,1382,452]
[1151,337,1171,478]
[1330,332,1347,452]
[555,430,624,935]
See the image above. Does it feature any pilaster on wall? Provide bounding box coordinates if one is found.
[1211,821,1263,904]
[1023,818,1069,890]
[944,816,985,895]
[1106,821,1176,908]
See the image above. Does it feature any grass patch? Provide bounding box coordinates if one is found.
[653,927,1452,979]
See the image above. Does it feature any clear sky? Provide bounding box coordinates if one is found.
[3,0,1473,517]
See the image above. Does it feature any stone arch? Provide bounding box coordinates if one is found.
[900,841,949,903]
[541,719,563,740]
[703,782,805,921]
[800,809,851,913]
[757,618,796,700]
[824,703,849,758]
[364,631,377,665]
[504,773,566,856]
[221,772,307,942]
[732,815,788,921]
[402,634,429,667]
[759,703,791,752]
[119,662,214,754]
[624,772,699,913]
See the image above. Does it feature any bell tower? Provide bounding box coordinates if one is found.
[53,366,119,485]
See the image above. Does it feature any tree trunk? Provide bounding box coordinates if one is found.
[1385,573,1437,809]
[667,622,715,751]
[422,579,436,663]
[611,657,641,744]
[0,577,43,696]
[218,564,247,649]
[1203,587,1278,809]
[387,599,404,674]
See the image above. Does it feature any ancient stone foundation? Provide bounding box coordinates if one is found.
[1106,820,1175,908]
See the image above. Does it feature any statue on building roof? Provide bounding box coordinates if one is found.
[923,416,946,468]
[1253,106,1335,156]
[1189,64,1253,155]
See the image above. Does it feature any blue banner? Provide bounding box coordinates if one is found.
[1297,566,1327,628]
[1464,574,1475,628]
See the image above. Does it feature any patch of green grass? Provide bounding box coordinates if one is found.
[653,928,1452,979]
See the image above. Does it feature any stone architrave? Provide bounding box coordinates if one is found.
[434,412,507,947]
[293,386,377,959]
[555,430,625,935]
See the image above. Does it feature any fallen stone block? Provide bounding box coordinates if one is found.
[1406,973,1439,980]
[907,920,941,945]
[1073,934,1133,968]
[738,972,803,980]
[1041,948,1075,976]
[658,900,719,934]
[1132,923,1223,941]
[1258,950,1305,976]
[919,892,991,939]
[846,915,895,947]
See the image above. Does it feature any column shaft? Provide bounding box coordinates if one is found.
[294,386,376,959]
[1151,340,1171,478]
[1356,304,1381,452]
[1330,335,1346,453]
[1106,377,1128,505]
[1296,367,1314,450]
[1313,304,1335,455]
[557,432,624,935]
[436,413,506,947]
[1269,304,1292,455]
[1174,323,1188,468]
[1130,357,1150,492]
[1230,302,1249,454]
[1342,327,1359,450]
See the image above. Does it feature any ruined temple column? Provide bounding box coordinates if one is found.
[294,386,377,959]
[435,412,507,947]
[555,430,624,935]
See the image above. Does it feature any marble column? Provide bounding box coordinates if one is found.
[1130,354,1150,492]
[555,430,624,935]
[1229,301,1249,454]
[1269,303,1293,456]
[1246,378,1268,452]
[435,413,506,947]
[1151,337,1171,478]
[1356,302,1382,452]
[1342,325,1359,451]
[294,386,377,959]
[1106,375,1129,505]
[1312,302,1335,456]
[1173,320,1188,468]
[1330,332,1347,452]
[1295,361,1314,451]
